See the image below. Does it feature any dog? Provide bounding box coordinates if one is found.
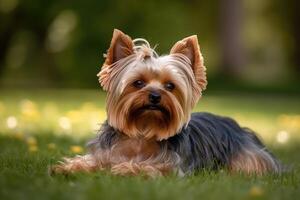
[51,29,282,177]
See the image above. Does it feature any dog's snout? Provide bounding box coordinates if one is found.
[149,91,161,104]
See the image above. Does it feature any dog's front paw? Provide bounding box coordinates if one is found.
[49,155,99,176]
[111,162,139,176]
[49,162,70,176]
[111,162,163,177]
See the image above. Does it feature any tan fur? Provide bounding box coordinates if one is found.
[50,155,100,174]
[103,29,134,67]
[51,30,281,177]
[97,29,206,140]
[51,136,180,177]
[51,29,205,177]
[111,161,172,177]
[170,35,207,92]
[229,145,281,175]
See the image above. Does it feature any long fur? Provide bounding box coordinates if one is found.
[51,30,282,177]
[87,112,282,175]
[98,35,205,140]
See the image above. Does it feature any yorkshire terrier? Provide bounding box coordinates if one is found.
[51,29,282,177]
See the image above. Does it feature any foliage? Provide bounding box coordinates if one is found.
[0,0,299,88]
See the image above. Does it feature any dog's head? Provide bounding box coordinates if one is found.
[98,29,207,140]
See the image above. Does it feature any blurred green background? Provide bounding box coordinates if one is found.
[0,0,299,91]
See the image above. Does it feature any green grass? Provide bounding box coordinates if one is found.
[1,89,300,200]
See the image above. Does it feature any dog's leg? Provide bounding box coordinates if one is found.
[110,162,173,177]
[50,154,101,175]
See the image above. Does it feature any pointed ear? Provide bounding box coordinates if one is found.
[170,35,207,91]
[99,29,134,91]
[103,29,134,66]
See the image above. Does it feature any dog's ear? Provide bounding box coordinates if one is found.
[170,35,207,91]
[99,29,134,91]
[103,29,134,66]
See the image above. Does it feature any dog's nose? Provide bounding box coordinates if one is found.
[149,91,161,104]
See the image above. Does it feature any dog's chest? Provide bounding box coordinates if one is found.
[112,138,160,160]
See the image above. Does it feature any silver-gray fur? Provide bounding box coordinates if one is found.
[88,112,282,175]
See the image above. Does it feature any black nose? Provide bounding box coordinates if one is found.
[149,91,161,104]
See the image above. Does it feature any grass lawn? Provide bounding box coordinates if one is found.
[0,89,300,200]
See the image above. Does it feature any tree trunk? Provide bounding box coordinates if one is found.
[290,0,300,74]
[219,0,245,77]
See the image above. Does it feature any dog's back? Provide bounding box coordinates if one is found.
[166,112,282,175]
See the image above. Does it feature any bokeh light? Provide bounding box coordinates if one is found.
[6,116,17,129]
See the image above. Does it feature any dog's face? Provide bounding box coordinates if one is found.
[98,29,207,140]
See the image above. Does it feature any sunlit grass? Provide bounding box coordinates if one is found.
[0,90,106,138]
[1,90,300,144]
[1,90,300,160]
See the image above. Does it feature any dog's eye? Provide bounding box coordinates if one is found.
[133,80,145,88]
[165,82,175,91]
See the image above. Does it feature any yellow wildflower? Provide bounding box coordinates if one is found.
[70,145,83,153]
[47,143,56,150]
[28,145,38,152]
[249,186,264,197]
[26,136,37,145]
[13,132,24,140]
